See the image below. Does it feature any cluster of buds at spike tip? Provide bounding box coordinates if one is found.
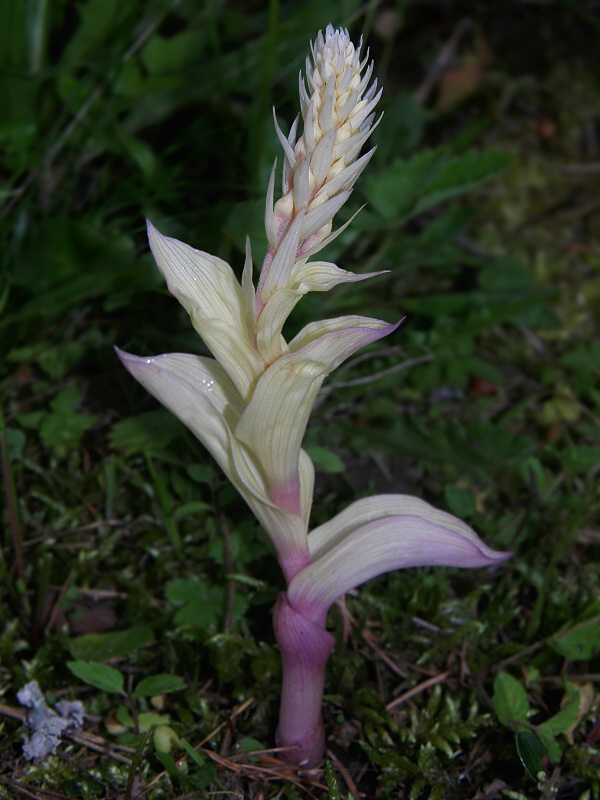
[117,24,510,768]
[256,25,381,313]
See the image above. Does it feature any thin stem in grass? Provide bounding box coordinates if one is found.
[124,731,151,800]
[30,550,54,649]
[1,412,25,586]
[144,453,183,557]
[27,0,49,73]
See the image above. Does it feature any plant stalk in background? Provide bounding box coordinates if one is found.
[117,25,510,767]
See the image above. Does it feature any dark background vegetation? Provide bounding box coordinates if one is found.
[1,0,599,797]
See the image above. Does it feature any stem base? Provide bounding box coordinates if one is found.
[273,593,335,766]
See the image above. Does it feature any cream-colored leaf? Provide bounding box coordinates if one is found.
[289,314,398,354]
[308,494,506,560]
[147,222,263,399]
[115,349,243,478]
[229,436,312,582]
[290,507,511,625]
[117,347,311,580]
[235,354,322,516]
[189,317,264,402]
[236,317,397,512]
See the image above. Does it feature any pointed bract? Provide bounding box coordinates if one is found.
[147,222,264,400]
[290,502,511,626]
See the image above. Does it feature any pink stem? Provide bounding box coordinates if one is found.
[278,548,311,586]
[273,593,335,767]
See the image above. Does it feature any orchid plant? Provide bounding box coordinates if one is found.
[117,25,510,768]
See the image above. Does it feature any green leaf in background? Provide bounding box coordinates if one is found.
[141,30,207,76]
[133,674,186,698]
[6,341,86,379]
[224,197,268,255]
[180,739,216,789]
[154,750,182,784]
[304,445,345,473]
[382,206,473,274]
[493,671,530,727]
[153,724,181,753]
[3,427,25,461]
[7,218,159,326]
[109,410,184,456]
[561,340,600,394]
[181,737,209,767]
[69,625,154,660]
[39,385,97,452]
[67,660,124,694]
[165,578,224,628]
[478,256,535,295]
[118,133,157,178]
[172,501,211,519]
[138,712,171,732]
[0,0,28,69]
[392,416,536,473]
[115,706,134,727]
[516,730,547,779]
[412,149,514,217]
[444,484,476,518]
[239,737,265,753]
[537,683,581,740]
[549,614,600,661]
[562,444,600,475]
[186,464,215,484]
[365,148,444,221]
[60,0,132,66]
[365,147,512,224]
[165,575,248,629]
[536,728,562,765]
[477,256,559,328]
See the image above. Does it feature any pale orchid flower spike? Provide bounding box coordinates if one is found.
[117,24,510,768]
